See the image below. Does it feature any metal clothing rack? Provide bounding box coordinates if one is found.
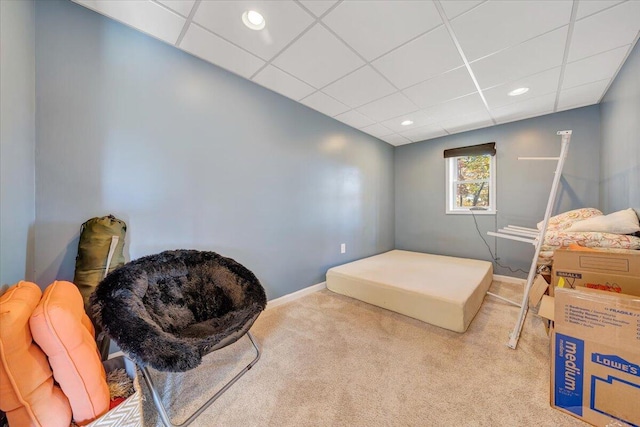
[487,130,572,349]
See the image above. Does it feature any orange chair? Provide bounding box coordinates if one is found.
[31,281,110,425]
[0,281,72,427]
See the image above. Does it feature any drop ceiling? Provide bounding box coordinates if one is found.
[73,0,640,146]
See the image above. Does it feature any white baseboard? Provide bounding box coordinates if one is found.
[266,281,327,310]
[493,274,526,285]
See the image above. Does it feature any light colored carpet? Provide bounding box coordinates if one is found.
[141,281,587,426]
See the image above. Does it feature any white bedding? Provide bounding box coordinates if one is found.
[326,250,493,332]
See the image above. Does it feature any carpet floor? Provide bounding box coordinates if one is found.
[141,281,588,426]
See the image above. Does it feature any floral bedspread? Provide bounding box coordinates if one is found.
[538,231,640,266]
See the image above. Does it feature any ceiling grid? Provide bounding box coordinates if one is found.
[73,0,640,146]
[433,0,497,126]
[597,30,640,104]
[553,0,579,112]
[169,0,201,46]
[248,0,341,81]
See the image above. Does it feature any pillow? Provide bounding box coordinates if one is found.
[30,281,110,426]
[0,281,72,427]
[537,208,603,231]
[565,208,640,234]
[634,208,640,237]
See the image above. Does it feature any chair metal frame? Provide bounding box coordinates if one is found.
[139,332,261,427]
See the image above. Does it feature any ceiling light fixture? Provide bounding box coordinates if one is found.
[242,10,265,30]
[508,87,529,96]
[401,120,413,126]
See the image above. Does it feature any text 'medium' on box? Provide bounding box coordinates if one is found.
[551,287,640,427]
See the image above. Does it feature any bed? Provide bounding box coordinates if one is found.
[538,208,640,269]
[326,250,493,333]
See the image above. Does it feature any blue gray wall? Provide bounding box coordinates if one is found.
[600,42,640,212]
[395,107,601,277]
[1,0,36,286]
[16,0,637,293]
[34,0,394,297]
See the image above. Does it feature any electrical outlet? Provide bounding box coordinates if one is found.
[340,243,346,254]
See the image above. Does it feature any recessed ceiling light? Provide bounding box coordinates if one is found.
[508,87,529,96]
[242,10,265,30]
[401,120,413,126]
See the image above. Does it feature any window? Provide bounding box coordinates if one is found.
[445,143,496,214]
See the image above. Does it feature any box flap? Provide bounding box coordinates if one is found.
[529,275,549,307]
[538,295,555,321]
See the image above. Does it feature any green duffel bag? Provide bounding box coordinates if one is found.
[73,215,127,310]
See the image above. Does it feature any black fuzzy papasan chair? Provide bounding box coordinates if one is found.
[91,250,267,427]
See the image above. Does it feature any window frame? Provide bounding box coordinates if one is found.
[445,154,496,215]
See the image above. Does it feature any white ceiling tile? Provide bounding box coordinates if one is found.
[252,65,315,100]
[74,0,186,44]
[563,46,629,90]
[381,110,439,133]
[180,24,265,78]
[356,92,419,122]
[193,1,314,61]
[438,110,493,134]
[300,91,351,117]
[273,24,365,88]
[420,92,488,122]
[402,67,476,109]
[322,66,396,108]
[569,1,640,62]
[557,79,610,111]
[155,0,195,17]
[334,110,375,129]
[491,93,556,123]
[495,108,555,126]
[372,26,463,89]
[440,0,484,20]
[576,0,624,20]
[471,26,568,89]
[322,1,441,61]
[360,123,394,138]
[399,124,448,142]
[381,134,412,146]
[444,121,493,135]
[483,67,561,109]
[451,0,573,61]
[299,0,338,17]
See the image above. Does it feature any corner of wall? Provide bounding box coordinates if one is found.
[598,41,640,212]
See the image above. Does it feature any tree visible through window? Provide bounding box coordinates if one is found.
[446,154,496,214]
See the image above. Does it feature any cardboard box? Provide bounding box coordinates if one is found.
[551,248,640,297]
[551,287,640,427]
[537,294,554,335]
[529,275,550,307]
[538,295,555,322]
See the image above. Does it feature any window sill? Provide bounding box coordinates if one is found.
[446,209,496,215]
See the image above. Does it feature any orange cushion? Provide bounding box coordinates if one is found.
[30,281,109,425]
[0,281,72,427]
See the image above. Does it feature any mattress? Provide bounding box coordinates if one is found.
[326,250,493,333]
